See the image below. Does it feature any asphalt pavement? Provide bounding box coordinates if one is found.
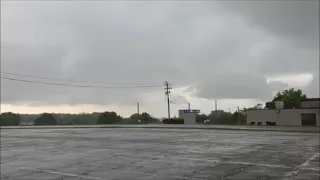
[1,128,319,180]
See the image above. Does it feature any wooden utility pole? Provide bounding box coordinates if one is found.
[215,100,218,114]
[215,100,218,123]
[215,100,218,112]
[137,102,140,120]
[165,81,172,119]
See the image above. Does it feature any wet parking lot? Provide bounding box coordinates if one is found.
[1,128,319,180]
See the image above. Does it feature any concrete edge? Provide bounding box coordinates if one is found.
[1,125,319,133]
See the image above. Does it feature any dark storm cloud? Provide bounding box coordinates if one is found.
[222,1,319,49]
[1,1,319,106]
[221,0,319,75]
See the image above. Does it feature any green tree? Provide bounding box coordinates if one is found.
[243,103,264,111]
[266,88,307,109]
[254,103,263,109]
[232,112,247,125]
[0,112,21,126]
[96,111,122,124]
[34,113,57,126]
[140,112,152,124]
[130,112,159,124]
[120,117,137,124]
[72,118,81,125]
[130,113,139,120]
[207,110,245,125]
[196,114,208,123]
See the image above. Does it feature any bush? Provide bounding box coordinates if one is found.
[162,118,184,124]
[97,111,122,124]
[257,122,262,125]
[162,119,169,124]
[0,112,21,126]
[34,113,57,126]
[249,122,255,125]
[266,121,276,126]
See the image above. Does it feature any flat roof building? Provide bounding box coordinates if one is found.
[246,98,320,126]
[178,109,200,125]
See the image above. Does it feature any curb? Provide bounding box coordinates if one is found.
[1,125,319,133]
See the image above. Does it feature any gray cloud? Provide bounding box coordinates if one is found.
[196,72,273,100]
[304,72,320,98]
[268,81,289,92]
[221,1,319,49]
[1,1,318,108]
[170,94,189,105]
[258,42,319,75]
[221,1,319,76]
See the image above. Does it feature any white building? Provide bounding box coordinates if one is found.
[178,109,200,125]
[247,98,320,126]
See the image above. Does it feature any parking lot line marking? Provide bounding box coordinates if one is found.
[142,155,318,171]
[260,150,317,155]
[299,153,320,168]
[20,167,102,180]
[107,153,320,172]
[225,161,291,169]
[300,167,320,171]
[169,156,221,163]
[173,176,202,180]
[153,155,320,171]
[284,153,320,178]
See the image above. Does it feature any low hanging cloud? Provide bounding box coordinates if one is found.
[1,1,318,110]
[195,72,273,101]
[304,73,320,98]
[268,81,289,91]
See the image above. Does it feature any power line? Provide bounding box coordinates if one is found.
[169,100,188,109]
[0,71,163,85]
[1,76,164,89]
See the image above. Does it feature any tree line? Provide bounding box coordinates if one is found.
[0,111,162,126]
[0,88,308,126]
[0,110,247,126]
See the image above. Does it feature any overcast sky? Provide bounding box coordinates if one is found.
[1,1,319,117]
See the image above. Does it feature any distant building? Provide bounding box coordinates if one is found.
[178,109,200,125]
[247,98,320,126]
[300,98,320,109]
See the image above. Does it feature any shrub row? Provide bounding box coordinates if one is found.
[265,121,277,126]
[162,118,184,124]
[249,121,277,126]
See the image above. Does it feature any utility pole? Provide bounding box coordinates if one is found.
[237,106,240,124]
[165,81,172,119]
[137,102,140,121]
[215,100,218,113]
[188,102,190,110]
[215,100,218,123]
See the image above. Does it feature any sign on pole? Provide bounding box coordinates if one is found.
[183,109,200,113]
